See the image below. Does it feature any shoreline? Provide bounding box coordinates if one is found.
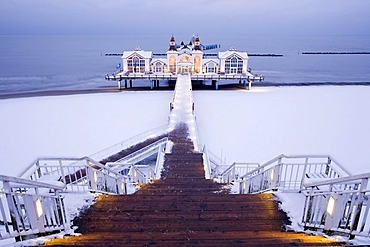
[1,82,370,100]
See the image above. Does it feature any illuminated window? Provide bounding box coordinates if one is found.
[127,55,146,73]
[194,56,201,73]
[225,55,243,74]
[169,55,176,73]
[180,56,190,62]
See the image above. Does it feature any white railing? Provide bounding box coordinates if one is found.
[115,138,168,164]
[130,165,155,184]
[302,172,370,240]
[201,146,227,179]
[0,175,68,241]
[219,162,260,184]
[17,157,127,195]
[89,125,169,162]
[154,149,166,179]
[239,154,351,194]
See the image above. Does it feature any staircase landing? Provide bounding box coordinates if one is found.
[46,124,343,246]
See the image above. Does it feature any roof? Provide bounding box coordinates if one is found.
[202,58,219,66]
[218,50,248,60]
[122,50,153,59]
[151,58,167,65]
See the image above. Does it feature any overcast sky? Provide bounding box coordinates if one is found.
[0,0,369,36]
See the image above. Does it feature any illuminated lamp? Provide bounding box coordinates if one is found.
[35,198,43,218]
[270,169,274,180]
[327,196,336,216]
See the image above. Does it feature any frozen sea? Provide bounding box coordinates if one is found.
[0,34,370,95]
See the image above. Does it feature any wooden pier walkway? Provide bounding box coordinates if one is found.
[46,123,343,246]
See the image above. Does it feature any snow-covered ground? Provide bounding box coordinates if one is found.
[2,86,369,176]
[194,86,370,174]
[1,86,370,245]
[0,91,171,176]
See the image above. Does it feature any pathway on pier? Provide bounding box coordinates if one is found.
[46,75,343,246]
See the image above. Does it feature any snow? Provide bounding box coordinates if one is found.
[0,91,171,176]
[194,86,370,175]
[1,86,370,244]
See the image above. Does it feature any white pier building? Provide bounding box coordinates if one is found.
[106,36,264,90]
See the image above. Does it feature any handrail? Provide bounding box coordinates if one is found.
[18,157,82,178]
[0,175,65,190]
[116,137,168,163]
[0,175,69,241]
[304,172,370,188]
[241,154,351,179]
[239,154,351,194]
[202,145,212,179]
[219,162,260,183]
[302,172,370,240]
[89,124,169,162]
[15,157,128,195]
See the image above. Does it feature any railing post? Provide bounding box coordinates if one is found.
[56,190,69,230]
[87,165,98,192]
[59,160,67,185]
[3,181,21,240]
[300,158,309,191]
[36,160,41,180]
[349,178,369,239]
[23,194,45,233]
[239,179,245,194]
[271,157,282,189]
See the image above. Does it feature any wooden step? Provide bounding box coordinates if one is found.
[45,123,344,246]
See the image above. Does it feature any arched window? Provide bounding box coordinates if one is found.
[154,62,163,73]
[206,62,216,73]
[127,55,145,73]
[180,56,190,62]
[169,55,176,73]
[225,55,243,74]
[194,56,201,73]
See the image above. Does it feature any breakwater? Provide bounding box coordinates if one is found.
[302,52,370,55]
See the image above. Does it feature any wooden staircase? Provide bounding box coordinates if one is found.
[46,124,344,246]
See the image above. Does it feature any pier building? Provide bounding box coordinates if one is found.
[105,36,264,90]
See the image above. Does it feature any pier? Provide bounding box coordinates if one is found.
[105,73,261,90]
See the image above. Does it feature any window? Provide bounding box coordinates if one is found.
[206,62,216,73]
[180,56,190,62]
[225,55,243,74]
[127,55,146,73]
[194,56,201,73]
[154,62,163,73]
[169,55,176,73]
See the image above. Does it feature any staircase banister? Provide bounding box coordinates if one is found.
[17,158,41,177]
[304,172,370,188]
[327,155,352,176]
[89,124,169,160]
[240,154,285,179]
[83,157,124,177]
[116,137,169,162]
[0,174,65,190]
[220,162,236,176]
[17,157,83,178]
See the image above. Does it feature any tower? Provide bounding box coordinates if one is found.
[167,36,178,73]
[191,36,203,73]
[193,36,202,51]
[168,36,177,51]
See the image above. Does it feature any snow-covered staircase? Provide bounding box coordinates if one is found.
[45,76,344,246]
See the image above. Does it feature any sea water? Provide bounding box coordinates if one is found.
[0,34,370,95]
